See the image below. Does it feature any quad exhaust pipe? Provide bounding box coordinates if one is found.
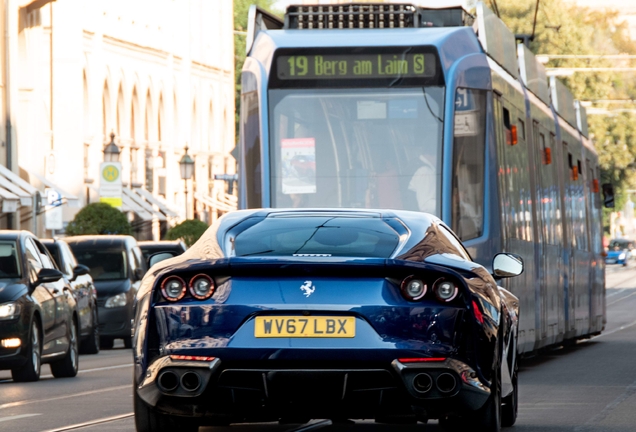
[180,371,202,392]
[158,370,179,392]
[158,370,202,393]
[436,373,457,393]
[411,372,458,394]
[412,373,433,393]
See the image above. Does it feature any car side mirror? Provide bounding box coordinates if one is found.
[148,252,176,268]
[71,264,90,281]
[134,267,145,281]
[602,183,615,208]
[36,268,63,285]
[492,253,524,278]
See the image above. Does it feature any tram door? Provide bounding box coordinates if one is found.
[532,122,548,343]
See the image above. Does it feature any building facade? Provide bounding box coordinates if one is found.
[0,0,236,238]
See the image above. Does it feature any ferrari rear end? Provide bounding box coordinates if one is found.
[132,210,517,430]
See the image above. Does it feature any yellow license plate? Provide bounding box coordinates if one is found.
[254,316,355,338]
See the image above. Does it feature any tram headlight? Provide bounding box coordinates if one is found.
[401,276,427,301]
[189,274,215,300]
[433,279,459,303]
[161,276,187,302]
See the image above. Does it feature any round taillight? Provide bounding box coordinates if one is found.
[189,274,215,300]
[161,276,186,302]
[433,279,459,302]
[401,276,427,301]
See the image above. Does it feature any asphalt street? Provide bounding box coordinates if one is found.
[2,264,636,431]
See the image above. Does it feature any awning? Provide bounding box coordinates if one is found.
[122,188,167,221]
[0,186,19,213]
[23,169,80,208]
[0,164,37,206]
[134,188,179,218]
[195,193,236,213]
[121,193,153,221]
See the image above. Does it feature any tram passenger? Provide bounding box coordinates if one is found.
[408,151,437,214]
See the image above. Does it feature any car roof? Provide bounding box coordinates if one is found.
[64,235,134,247]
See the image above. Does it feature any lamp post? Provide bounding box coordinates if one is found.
[179,145,195,219]
[103,132,120,162]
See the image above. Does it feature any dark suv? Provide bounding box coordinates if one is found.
[65,235,146,349]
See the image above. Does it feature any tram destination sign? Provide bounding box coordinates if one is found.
[276,52,437,80]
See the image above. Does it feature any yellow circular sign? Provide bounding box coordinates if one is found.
[102,165,120,182]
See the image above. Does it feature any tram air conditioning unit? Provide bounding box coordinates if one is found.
[285,3,475,30]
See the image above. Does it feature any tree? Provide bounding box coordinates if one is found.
[233,0,281,142]
[66,203,132,236]
[164,219,209,247]
[495,0,636,228]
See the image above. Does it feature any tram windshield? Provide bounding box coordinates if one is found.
[268,86,444,215]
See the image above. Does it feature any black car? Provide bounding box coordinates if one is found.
[138,240,187,265]
[0,230,80,382]
[65,235,146,349]
[42,238,100,354]
[132,209,521,431]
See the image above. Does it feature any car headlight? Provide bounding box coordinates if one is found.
[0,302,21,319]
[104,293,127,308]
[619,253,626,260]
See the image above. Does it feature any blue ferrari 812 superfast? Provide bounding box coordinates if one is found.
[132,209,522,431]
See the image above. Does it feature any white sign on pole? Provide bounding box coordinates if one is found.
[2,200,17,213]
[99,162,123,208]
[45,188,63,231]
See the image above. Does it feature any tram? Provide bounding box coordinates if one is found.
[237,2,609,355]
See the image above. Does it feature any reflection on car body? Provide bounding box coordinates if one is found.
[133,209,521,432]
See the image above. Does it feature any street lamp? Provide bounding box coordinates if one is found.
[103,132,121,162]
[179,145,195,219]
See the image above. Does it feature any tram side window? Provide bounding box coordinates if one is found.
[241,71,262,208]
[452,89,486,241]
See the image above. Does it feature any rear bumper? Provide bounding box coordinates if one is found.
[98,305,134,338]
[135,355,490,421]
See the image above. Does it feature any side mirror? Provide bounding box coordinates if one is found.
[134,267,145,281]
[36,268,63,285]
[492,253,524,278]
[148,252,176,268]
[602,183,615,208]
[71,264,90,281]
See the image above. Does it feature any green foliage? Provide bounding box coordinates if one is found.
[66,203,132,236]
[496,0,636,230]
[164,219,209,247]
[234,0,281,142]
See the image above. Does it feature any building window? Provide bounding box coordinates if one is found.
[145,148,154,192]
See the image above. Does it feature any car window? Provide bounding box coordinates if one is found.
[234,216,400,258]
[70,246,128,281]
[59,243,76,276]
[24,238,43,269]
[132,247,146,273]
[33,239,56,269]
[0,241,21,278]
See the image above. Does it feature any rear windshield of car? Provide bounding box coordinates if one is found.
[69,247,128,280]
[0,241,20,278]
[610,240,632,249]
[234,216,400,258]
